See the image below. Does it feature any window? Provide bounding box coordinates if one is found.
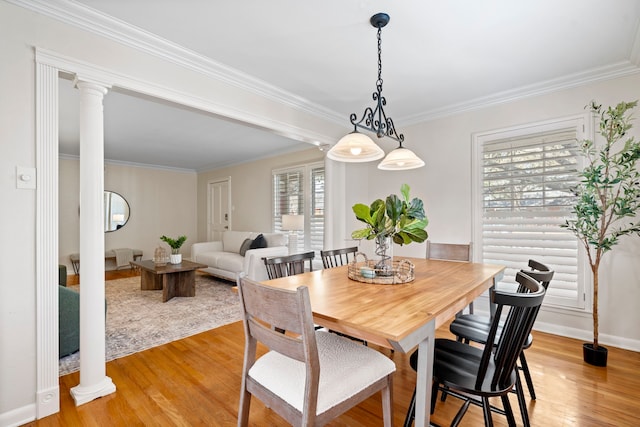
[472,116,589,309]
[273,162,324,253]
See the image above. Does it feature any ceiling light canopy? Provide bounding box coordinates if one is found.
[327,13,424,171]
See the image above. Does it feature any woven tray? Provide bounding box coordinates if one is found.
[347,253,414,285]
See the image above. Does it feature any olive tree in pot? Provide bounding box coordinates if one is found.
[562,100,640,366]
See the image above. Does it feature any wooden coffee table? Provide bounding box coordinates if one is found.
[130,259,208,302]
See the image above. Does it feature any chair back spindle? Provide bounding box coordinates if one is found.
[263,251,315,280]
[320,246,358,269]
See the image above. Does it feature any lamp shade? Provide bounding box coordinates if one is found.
[327,131,385,162]
[282,214,304,231]
[377,146,425,170]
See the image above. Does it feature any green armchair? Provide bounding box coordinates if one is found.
[59,285,80,358]
[58,265,107,358]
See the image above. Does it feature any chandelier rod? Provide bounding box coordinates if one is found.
[349,13,404,146]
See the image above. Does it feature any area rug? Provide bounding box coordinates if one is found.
[59,274,242,376]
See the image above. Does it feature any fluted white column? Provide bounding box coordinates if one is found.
[70,77,116,405]
[35,60,60,419]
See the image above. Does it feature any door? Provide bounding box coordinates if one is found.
[208,178,231,241]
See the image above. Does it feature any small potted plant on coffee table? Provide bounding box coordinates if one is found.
[160,235,187,264]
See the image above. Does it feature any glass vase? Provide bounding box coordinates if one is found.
[374,235,393,276]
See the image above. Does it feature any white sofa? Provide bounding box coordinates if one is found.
[191,231,288,282]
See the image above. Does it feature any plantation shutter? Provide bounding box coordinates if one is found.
[480,126,585,308]
[310,165,325,252]
[272,163,325,253]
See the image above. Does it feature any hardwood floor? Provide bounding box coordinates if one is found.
[32,272,640,426]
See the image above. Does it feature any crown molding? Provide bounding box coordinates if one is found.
[403,60,640,125]
[12,0,640,129]
[38,47,337,150]
[59,153,198,174]
[9,0,343,125]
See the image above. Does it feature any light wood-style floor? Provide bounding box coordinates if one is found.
[30,271,640,426]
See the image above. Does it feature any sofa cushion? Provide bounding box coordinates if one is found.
[250,233,267,249]
[239,238,253,256]
[216,252,245,273]
[263,233,287,248]
[223,231,252,253]
[196,251,223,268]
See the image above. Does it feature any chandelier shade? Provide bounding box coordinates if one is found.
[327,12,425,170]
[377,146,425,170]
[326,130,385,162]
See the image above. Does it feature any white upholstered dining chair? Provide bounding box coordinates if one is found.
[236,276,395,426]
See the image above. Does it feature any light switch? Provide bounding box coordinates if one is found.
[16,166,36,190]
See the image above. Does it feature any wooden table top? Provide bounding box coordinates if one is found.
[131,259,208,274]
[263,258,505,350]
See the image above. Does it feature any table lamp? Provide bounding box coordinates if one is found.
[282,214,304,254]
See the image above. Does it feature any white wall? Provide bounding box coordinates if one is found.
[59,159,197,273]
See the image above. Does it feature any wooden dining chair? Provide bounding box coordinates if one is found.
[448,259,554,401]
[320,246,368,346]
[404,272,546,427]
[262,251,315,280]
[237,276,395,426]
[320,246,358,269]
[426,241,473,314]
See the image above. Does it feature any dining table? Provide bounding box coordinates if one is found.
[261,257,505,427]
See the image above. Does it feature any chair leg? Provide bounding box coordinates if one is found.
[440,385,449,402]
[431,380,440,413]
[519,351,536,400]
[481,396,494,427]
[515,371,531,427]
[237,389,251,427]
[403,389,416,427]
[451,399,471,427]
[501,393,516,427]
[381,376,394,427]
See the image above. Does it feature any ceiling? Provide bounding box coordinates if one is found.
[48,0,640,171]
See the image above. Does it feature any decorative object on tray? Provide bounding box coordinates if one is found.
[561,100,640,367]
[348,252,414,284]
[351,183,428,275]
[153,246,169,266]
[160,235,187,264]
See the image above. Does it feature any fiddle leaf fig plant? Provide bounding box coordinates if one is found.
[561,100,640,352]
[352,183,429,245]
[160,235,187,254]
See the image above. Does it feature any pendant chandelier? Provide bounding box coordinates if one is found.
[327,13,424,170]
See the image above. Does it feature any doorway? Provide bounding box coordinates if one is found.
[208,178,231,241]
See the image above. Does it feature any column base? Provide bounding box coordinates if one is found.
[71,376,116,406]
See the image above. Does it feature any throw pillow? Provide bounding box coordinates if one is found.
[239,238,253,256]
[250,233,267,249]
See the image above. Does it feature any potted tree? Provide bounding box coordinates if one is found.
[352,184,428,275]
[160,235,187,264]
[562,100,640,366]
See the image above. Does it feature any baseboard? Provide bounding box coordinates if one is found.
[533,320,640,352]
[471,307,640,352]
[0,403,36,427]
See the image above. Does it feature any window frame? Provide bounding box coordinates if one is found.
[471,114,592,311]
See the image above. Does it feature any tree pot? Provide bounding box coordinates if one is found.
[169,253,182,264]
[583,343,608,367]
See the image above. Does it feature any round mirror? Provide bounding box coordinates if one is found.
[105,191,130,232]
